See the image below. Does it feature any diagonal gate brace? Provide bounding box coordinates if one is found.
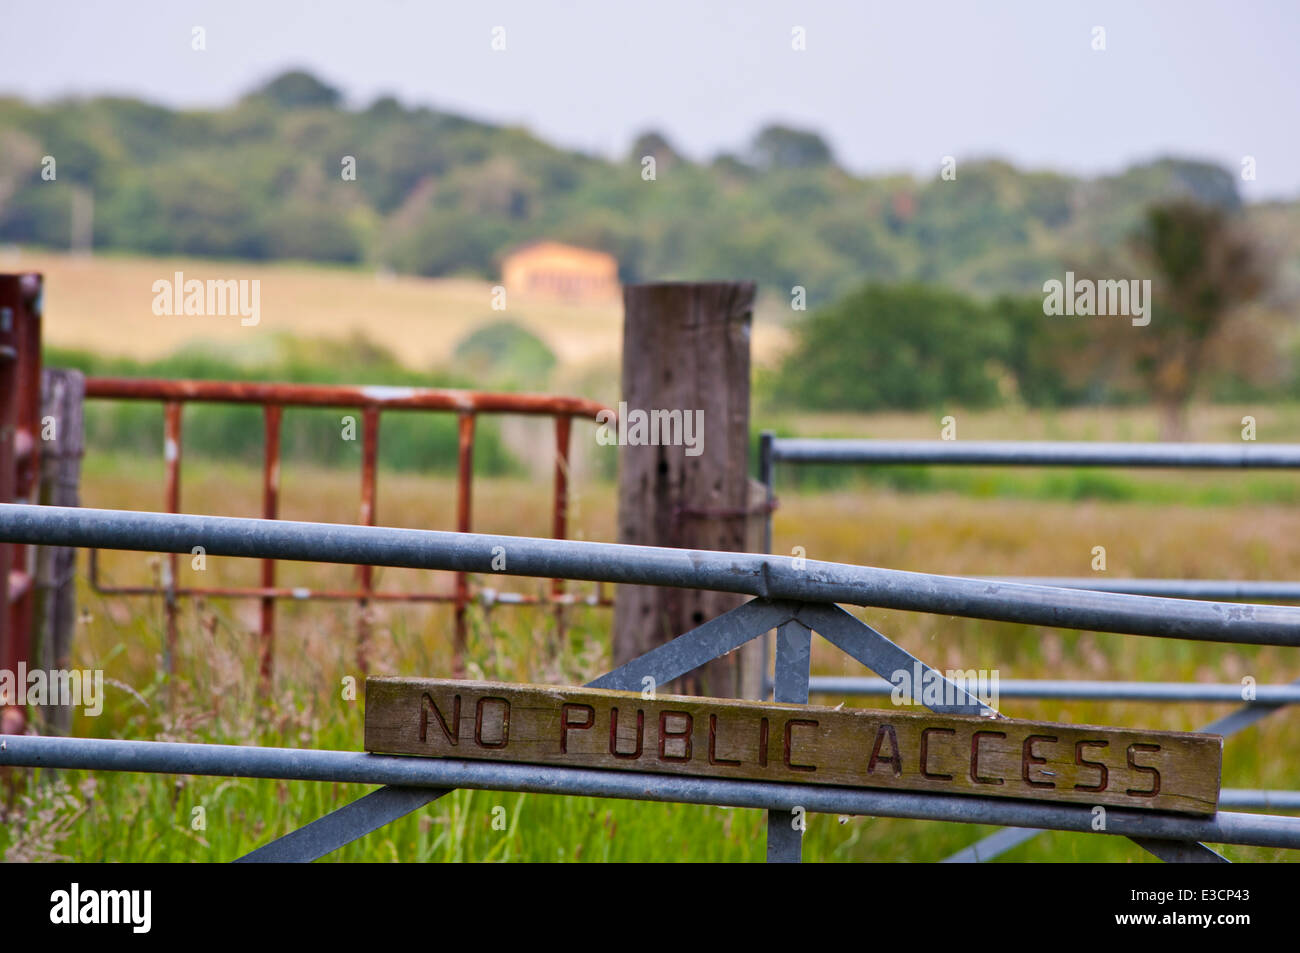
[238,597,797,861]
[239,598,1226,864]
[797,604,1222,863]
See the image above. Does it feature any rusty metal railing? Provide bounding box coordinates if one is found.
[0,274,43,735]
[82,377,613,682]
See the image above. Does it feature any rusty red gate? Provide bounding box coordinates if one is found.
[0,273,43,734]
[82,377,614,683]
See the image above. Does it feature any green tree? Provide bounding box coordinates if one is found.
[772,284,1010,411]
[246,70,342,110]
[750,124,835,170]
[453,321,557,389]
[996,293,1095,406]
[628,130,682,167]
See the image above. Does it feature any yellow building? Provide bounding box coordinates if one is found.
[500,241,620,301]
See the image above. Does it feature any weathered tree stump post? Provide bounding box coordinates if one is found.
[33,368,84,736]
[612,281,765,698]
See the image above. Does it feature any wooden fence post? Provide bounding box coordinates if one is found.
[32,368,84,736]
[612,281,765,698]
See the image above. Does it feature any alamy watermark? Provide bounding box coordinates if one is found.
[1042,271,1151,327]
[596,402,704,457]
[890,662,999,712]
[50,883,151,933]
[151,271,260,326]
[0,664,104,716]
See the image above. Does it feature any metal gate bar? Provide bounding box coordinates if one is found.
[972,578,1300,600]
[808,678,1300,703]
[760,432,1300,602]
[8,505,1300,644]
[6,734,1300,852]
[768,437,1300,467]
[766,619,813,862]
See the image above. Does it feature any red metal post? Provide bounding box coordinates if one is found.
[356,407,379,673]
[259,405,281,686]
[454,412,475,675]
[551,415,571,632]
[0,273,41,735]
[162,401,182,672]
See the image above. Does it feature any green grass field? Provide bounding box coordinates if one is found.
[5,418,1300,862]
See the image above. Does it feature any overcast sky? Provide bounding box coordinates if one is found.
[3,0,1297,199]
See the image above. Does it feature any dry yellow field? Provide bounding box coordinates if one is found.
[5,248,793,371]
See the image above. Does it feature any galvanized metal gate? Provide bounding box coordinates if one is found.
[758,431,1300,861]
[3,504,1300,862]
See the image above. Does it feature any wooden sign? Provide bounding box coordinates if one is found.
[365,678,1222,815]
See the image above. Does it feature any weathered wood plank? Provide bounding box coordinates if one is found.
[365,678,1222,815]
